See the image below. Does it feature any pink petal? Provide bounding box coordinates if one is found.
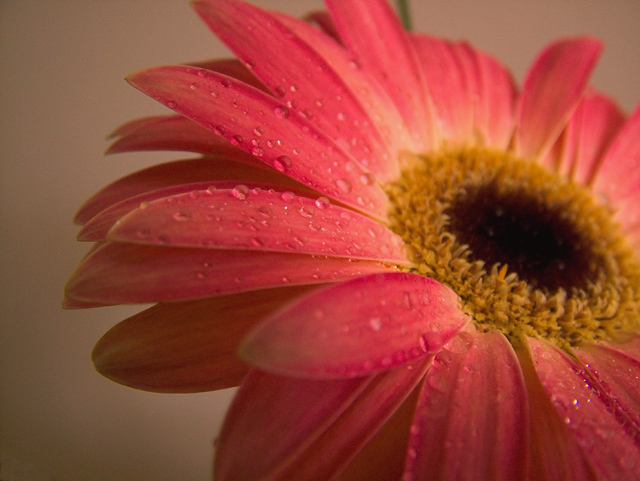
[404,331,529,481]
[214,370,371,481]
[528,337,640,479]
[78,180,314,241]
[106,115,242,155]
[592,102,640,205]
[108,187,408,263]
[187,58,268,93]
[272,362,428,480]
[74,157,297,226]
[92,286,316,393]
[516,343,597,481]
[412,35,472,145]
[542,90,625,182]
[273,11,411,165]
[64,242,393,304]
[127,65,390,218]
[240,272,468,379]
[325,0,438,151]
[572,336,640,431]
[515,37,602,160]
[192,0,401,182]
[473,46,517,149]
[303,10,341,44]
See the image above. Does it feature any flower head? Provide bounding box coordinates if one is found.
[65,0,640,478]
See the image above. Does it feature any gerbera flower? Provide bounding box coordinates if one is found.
[65,0,640,478]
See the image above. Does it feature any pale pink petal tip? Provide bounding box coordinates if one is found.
[516,37,602,160]
[240,272,469,379]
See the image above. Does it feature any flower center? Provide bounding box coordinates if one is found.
[385,147,640,348]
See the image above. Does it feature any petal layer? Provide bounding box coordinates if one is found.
[325,0,437,151]
[572,336,640,431]
[126,65,390,218]
[214,370,370,481]
[515,37,602,160]
[193,0,401,181]
[74,157,288,225]
[108,187,408,262]
[65,243,392,304]
[404,331,529,481]
[240,272,468,378]
[528,337,640,480]
[92,286,316,393]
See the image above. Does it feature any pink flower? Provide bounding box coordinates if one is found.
[65,0,640,478]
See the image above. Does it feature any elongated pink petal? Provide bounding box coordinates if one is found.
[572,336,640,431]
[127,65,390,218]
[516,344,597,481]
[240,272,468,379]
[567,91,624,183]
[214,370,371,481]
[336,385,418,481]
[404,331,529,481]
[187,58,268,92]
[65,243,393,304]
[273,12,410,163]
[528,337,640,480]
[268,362,429,480]
[303,10,341,43]
[108,187,408,263]
[74,157,297,225]
[106,115,238,155]
[473,46,517,149]
[192,0,400,182]
[78,180,315,241]
[325,0,438,151]
[592,103,640,205]
[515,37,602,160]
[542,90,625,182]
[92,286,316,393]
[412,35,472,145]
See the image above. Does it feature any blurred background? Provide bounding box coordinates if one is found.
[1,1,638,480]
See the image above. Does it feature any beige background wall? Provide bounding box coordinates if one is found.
[1,1,638,480]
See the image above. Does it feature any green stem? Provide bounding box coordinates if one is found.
[395,0,413,31]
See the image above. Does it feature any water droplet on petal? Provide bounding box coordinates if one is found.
[220,78,232,88]
[368,317,382,331]
[166,101,177,109]
[434,350,452,367]
[251,146,264,157]
[253,126,265,136]
[315,196,330,209]
[336,178,353,194]
[274,105,290,118]
[232,185,249,200]
[231,134,243,145]
[419,331,443,352]
[273,155,293,172]
[280,191,295,203]
[172,211,191,222]
[444,331,474,354]
[299,204,316,218]
[360,172,375,185]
